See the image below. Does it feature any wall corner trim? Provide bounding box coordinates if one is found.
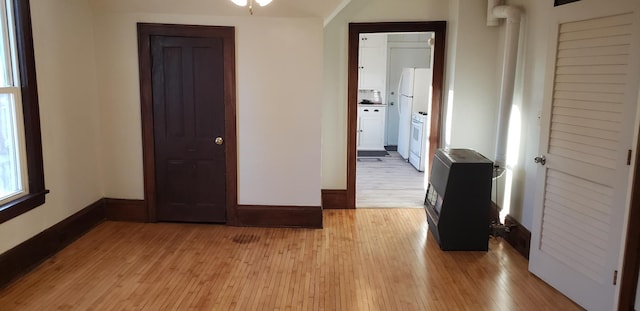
[321,189,349,209]
[104,198,147,222]
[505,214,531,260]
[236,205,323,228]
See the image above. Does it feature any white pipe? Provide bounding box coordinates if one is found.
[489,4,522,171]
[487,0,502,26]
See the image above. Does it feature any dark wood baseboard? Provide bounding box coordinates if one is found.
[104,198,147,222]
[0,198,106,288]
[490,201,499,224]
[0,198,324,288]
[103,198,323,227]
[321,189,348,209]
[236,205,323,228]
[505,214,531,259]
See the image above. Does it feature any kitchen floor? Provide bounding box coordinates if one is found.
[356,151,426,208]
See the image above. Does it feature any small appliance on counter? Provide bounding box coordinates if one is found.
[358,89,382,105]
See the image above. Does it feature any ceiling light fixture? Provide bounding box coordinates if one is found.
[231,0,272,15]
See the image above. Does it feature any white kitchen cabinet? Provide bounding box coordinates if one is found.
[359,33,386,48]
[357,105,386,151]
[358,34,387,95]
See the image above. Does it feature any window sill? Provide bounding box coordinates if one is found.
[0,189,49,224]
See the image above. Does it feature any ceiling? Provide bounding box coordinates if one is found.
[90,0,349,20]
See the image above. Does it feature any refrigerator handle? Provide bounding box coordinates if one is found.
[397,73,404,114]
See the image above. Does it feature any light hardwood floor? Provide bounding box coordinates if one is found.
[0,209,582,310]
[357,151,426,208]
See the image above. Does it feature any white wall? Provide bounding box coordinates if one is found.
[93,9,324,206]
[0,0,103,253]
[321,0,449,189]
[445,0,500,159]
[499,0,549,229]
[443,0,553,230]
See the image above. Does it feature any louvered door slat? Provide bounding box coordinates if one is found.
[560,13,634,32]
[547,169,614,196]
[552,107,621,121]
[559,35,632,49]
[557,54,629,66]
[551,115,621,131]
[541,218,607,265]
[550,131,618,150]
[543,205,609,246]
[551,122,619,140]
[545,182,612,216]
[549,146,616,168]
[553,99,624,112]
[550,138,617,160]
[554,82,626,93]
[556,64,628,75]
[554,90,625,103]
[540,236,605,282]
[559,24,631,41]
[541,170,613,282]
[557,45,629,58]
[538,12,634,298]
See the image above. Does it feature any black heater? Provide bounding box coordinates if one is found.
[424,148,493,251]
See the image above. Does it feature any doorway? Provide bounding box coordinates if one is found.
[347,22,446,209]
[356,32,434,208]
[137,23,238,224]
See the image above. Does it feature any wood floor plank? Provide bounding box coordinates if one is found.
[0,209,582,310]
[357,151,427,208]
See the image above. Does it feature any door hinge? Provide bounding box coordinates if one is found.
[627,150,632,166]
[613,270,618,285]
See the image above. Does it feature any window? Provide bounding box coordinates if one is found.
[0,0,26,205]
[0,0,45,224]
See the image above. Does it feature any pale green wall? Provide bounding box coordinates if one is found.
[0,0,103,254]
[92,11,324,206]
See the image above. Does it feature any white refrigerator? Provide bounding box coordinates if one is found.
[397,67,432,160]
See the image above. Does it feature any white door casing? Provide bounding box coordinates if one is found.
[530,2,640,310]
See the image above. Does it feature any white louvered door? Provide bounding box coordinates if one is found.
[530,3,640,310]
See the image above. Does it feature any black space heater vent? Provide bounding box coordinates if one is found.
[424,148,493,251]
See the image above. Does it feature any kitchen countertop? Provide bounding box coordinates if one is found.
[358,103,387,106]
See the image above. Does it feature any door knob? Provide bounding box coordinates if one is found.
[215,137,224,145]
[534,155,546,165]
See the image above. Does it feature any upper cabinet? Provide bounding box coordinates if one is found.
[359,33,386,48]
[358,33,388,97]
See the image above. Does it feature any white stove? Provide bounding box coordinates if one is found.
[409,112,429,171]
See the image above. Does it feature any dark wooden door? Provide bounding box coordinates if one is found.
[151,35,226,223]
